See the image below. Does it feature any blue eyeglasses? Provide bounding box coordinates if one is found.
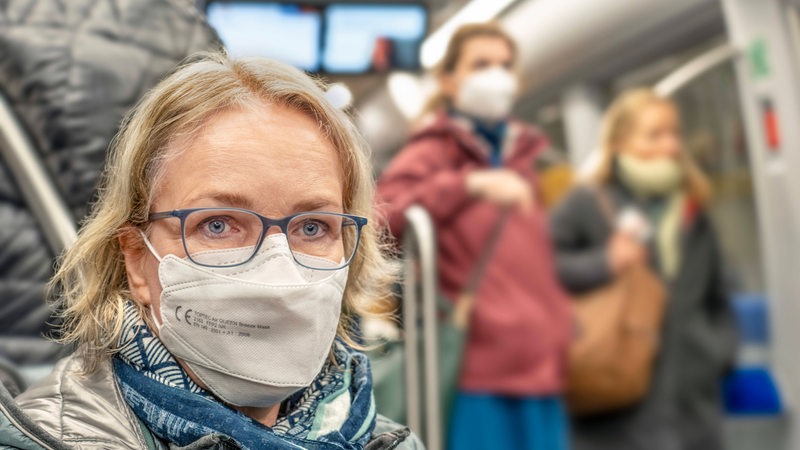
[148,208,367,270]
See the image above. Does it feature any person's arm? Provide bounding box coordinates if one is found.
[375,137,473,239]
[549,187,614,293]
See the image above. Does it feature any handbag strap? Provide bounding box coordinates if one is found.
[591,184,617,228]
[462,207,511,297]
[452,208,511,329]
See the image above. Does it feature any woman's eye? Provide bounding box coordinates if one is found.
[207,219,227,234]
[295,219,331,239]
[197,216,235,237]
[472,59,490,70]
[302,221,322,237]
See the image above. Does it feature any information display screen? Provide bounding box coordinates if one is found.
[205,1,428,74]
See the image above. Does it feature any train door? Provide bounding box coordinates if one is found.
[719,0,800,449]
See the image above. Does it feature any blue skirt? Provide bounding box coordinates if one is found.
[448,392,569,450]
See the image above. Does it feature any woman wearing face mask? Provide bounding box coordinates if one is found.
[377,22,572,450]
[0,53,422,450]
[550,89,737,450]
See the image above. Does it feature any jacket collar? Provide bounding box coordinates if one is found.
[412,110,547,165]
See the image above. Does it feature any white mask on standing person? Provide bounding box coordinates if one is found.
[141,232,348,407]
[454,66,518,123]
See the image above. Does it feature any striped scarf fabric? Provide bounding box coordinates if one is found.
[115,302,376,449]
[117,303,207,395]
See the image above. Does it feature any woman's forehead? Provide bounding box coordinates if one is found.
[153,103,345,214]
[634,101,679,127]
[461,35,514,62]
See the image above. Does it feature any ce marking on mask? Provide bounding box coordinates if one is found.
[174,306,270,338]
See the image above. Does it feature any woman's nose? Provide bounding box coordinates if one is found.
[265,226,283,237]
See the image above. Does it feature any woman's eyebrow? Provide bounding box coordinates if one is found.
[291,198,341,212]
[182,193,341,214]
[186,192,256,210]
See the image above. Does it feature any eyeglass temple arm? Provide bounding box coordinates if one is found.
[148,211,180,221]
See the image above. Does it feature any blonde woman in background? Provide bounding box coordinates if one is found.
[550,88,737,450]
[0,53,421,450]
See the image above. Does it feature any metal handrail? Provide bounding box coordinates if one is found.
[402,205,442,450]
[401,245,422,439]
[0,91,77,254]
[655,43,741,97]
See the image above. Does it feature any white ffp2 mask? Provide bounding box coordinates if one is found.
[141,233,348,407]
[454,66,518,123]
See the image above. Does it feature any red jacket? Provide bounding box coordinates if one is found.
[376,112,573,396]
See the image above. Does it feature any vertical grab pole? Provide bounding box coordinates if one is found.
[403,205,441,450]
[401,233,422,438]
[0,91,77,254]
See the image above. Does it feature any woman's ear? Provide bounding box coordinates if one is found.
[118,226,152,307]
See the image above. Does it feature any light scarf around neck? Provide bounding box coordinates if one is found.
[114,302,376,449]
[654,192,685,280]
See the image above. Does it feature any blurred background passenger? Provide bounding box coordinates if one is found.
[376,22,572,450]
[550,88,737,450]
[0,0,220,386]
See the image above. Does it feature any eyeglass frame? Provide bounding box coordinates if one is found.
[147,207,368,270]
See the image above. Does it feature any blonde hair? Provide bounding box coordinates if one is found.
[420,21,517,118]
[50,53,397,372]
[593,88,712,205]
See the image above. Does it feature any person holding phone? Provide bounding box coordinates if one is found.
[550,88,737,450]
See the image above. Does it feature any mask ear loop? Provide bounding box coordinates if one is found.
[138,230,165,330]
[139,230,164,262]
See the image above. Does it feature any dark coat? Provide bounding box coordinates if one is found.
[550,181,737,450]
[0,0,219,364]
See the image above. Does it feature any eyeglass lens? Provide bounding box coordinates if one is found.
[181,209,358,269]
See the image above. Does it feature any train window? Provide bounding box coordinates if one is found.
[787,3,800,75]
[323,4,427,73]
[614,48,765,294]
[535,103,569,158]
[672,63,765,293]
[206,3,321,71]
[203,1,428,74]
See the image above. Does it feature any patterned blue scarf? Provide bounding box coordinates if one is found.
[114,303,376,449]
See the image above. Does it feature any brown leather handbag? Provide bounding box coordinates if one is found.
[565,189,667,417]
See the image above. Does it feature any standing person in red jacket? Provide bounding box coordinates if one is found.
[376,22,572,450]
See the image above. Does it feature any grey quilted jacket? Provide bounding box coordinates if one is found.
[0,354,423,449]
